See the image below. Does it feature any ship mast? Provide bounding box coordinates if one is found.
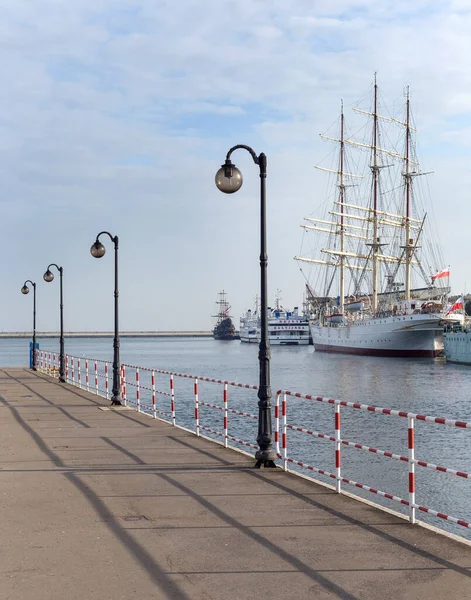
[339,101,345,313]
[404,86,412,300]
[371,74,380,313]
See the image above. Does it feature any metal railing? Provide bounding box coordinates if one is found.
[274,390,470,531]
[36,349,471,538]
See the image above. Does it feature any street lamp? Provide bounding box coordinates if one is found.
[43,264,65,383]
[90,231,121,406]
[21,280,37,371]
[215,145,276,468]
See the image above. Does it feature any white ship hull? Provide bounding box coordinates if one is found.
[311,313,446,358]
[444,330,471,365]
[269,335,310,346]
[240,331,310,345]
[239,332,259,343]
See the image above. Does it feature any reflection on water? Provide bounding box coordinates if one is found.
[2,336,471,539]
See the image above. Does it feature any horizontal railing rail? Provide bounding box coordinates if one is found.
[36,350,471,538]
[274,389,470,531]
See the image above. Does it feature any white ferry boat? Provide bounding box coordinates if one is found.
[268,306,310,345]
[240,295,310,345]
[239,306,260,343]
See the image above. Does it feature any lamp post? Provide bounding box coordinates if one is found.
[21,280,37,371]
[43,264,65,383]
[215,145,276,468]
[90,231,121,406]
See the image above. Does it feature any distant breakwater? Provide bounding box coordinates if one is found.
[0,331,213,339]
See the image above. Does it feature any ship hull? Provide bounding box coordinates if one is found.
[240,334,259,343]
[270,338,310,346]
[240,322,310,345]
[240,334,310,345]
[311,313,445,358]
[444,331,471,365]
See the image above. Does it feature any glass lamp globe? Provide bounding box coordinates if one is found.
[43,270,54,282]
[21,285,29,295]
[215,164,243,194]
[90,241,106,258]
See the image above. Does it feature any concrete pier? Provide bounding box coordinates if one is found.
[1,367,470,600]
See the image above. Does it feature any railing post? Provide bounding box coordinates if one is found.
[48,352,51,375]
[94,361,98,395]
[78,358,81,389]
[282,393,288,471]
[335,403,341,494]
[274,392,280,457]
[86,359,89,392]
[152,370,156,419]
[224,383,228,448]
[53,353,56,378]
[408,416,416,524]
[122,365,127,405]
[72,357,75,386]
[66,355,69,382]
[105,362,109,400]
[170,375,176,426]
[136,368,140,412]
[194,377,199,437]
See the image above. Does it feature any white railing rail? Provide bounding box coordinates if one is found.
[36,350,471,537]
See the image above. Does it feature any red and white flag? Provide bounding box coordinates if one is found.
[446,296,463,315]
[432,268,450,281]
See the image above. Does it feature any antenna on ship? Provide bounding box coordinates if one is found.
[275,289,282,311]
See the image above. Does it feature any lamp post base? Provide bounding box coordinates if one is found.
[59,377,66,383]
[254,459,277,469]
[254,448,276,469]
[111,398,122,406]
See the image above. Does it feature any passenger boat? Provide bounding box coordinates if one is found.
[240,293,310,345]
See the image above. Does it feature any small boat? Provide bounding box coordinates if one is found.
[325,313,348,325]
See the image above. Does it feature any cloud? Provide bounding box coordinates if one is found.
[0,0,470,333]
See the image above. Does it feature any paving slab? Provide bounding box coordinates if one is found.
[1,367,471,600]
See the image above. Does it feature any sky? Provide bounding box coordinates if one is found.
[3,0,471,332]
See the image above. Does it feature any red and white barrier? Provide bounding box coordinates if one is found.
[36,351,471,537]
[275,388,470,531]
[105,363,109,400]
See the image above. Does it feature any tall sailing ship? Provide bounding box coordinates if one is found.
[212,290,237,341]
[295,76,463,358]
